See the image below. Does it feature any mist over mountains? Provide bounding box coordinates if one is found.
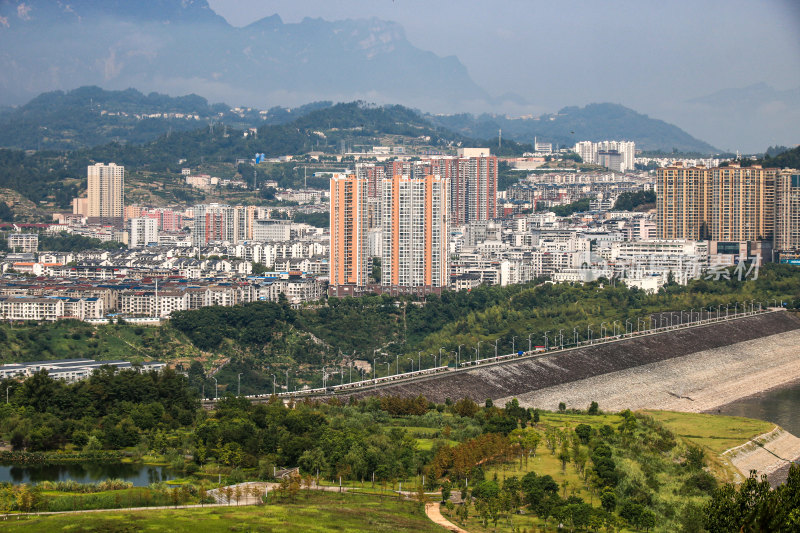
[3,0,788,153]
[0,0,485,112]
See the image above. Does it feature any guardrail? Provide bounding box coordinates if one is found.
[204,307,779,404]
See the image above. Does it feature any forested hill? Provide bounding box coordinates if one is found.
[0,101,534,208]
[0,86,250,150]
[740,145,800,169]
[0,86,340,151]
[430,103,719,154]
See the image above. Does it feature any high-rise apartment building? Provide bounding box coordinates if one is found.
[191,204,257,245]
[130,218,158,248]
[774,169,800,252]
[330,173,369,289]
[356,163,385,229]
[381,174,450,289]
[657,163,778,242]
[656,163,709,240]
[710,165,776,242]
[573,141,635,171]
[87,163,124,225]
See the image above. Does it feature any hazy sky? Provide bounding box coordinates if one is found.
[207,0,800,150]
[208,0,800,108]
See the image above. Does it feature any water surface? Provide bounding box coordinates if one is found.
[0,462,176,486]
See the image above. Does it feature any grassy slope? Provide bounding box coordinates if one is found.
[0,321,203,365]
[452,410,771,532]
[2,491,444,533]
[644,410,773,482]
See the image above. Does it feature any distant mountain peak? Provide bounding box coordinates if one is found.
[0,1,487,110]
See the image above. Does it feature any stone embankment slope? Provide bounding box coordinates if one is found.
[501,326,800,413]
[346,311,800,405]
[723,427,800,487]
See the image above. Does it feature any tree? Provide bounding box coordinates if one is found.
[440,481,451,503]
[575,424,592,444]
[588,401,600,415]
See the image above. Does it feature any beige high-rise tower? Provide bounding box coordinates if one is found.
[87,163,124,225]
[657,163,776,242]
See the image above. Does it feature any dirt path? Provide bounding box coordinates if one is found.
[425,502,470,533]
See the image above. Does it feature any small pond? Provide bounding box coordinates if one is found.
[0,462,177,486]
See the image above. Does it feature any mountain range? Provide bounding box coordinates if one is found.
[0,0,485,112]
[0,87,718,153]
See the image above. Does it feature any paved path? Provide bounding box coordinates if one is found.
[425,502,470,533]
[3,481,469,532]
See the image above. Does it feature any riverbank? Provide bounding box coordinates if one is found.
[500,328,800,484]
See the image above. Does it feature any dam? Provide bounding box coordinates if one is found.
[344,310,800,407]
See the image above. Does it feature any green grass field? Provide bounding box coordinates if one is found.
[643,410,773,454]
[2,491,445,533]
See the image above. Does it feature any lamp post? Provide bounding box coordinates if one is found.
[625,319,631,335]
[477,341,482,361]
[396,354,399,375]
[384,362,390,377]
[237,373,242,396]
[494,339,499,360]
[458,344,464,366]
[587,324,592,344]
[528,333,534,352]
[285,369,289,392]
[573,327,578,346]
[511,336,517,354]
[408,358,414,372]
[474,347,479,364]
[418,351,422,371]
[600,322,606,338]
[5,386,10,404]
[212,377,218,400]
[558,329,564,349]
[440,348,445,367]
[271,374,276,395]
[544,331,550,350]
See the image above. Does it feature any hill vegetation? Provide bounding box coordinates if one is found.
[1,364,796,531]
[2,263,799,396]
[429,103,718,153]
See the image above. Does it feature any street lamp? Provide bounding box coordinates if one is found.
[558,329,564,349]
[511,336,517,354]
[528,333,534,352]
[625,319,631,335]
[494,339,499,359]
[237,373,242,396]
[212,377,218,400]
[458,344,464,366]
[587,324,592,344]
[544,331,550,350]
[440,348,445,366]
[5,386,10,404]
[418,351,422,371]
[271,374,276,395]
[385,362,390,376]
[408,358,414,372]
[573,327,578,346]
[477,341,482,361]
[600,322,606,338]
